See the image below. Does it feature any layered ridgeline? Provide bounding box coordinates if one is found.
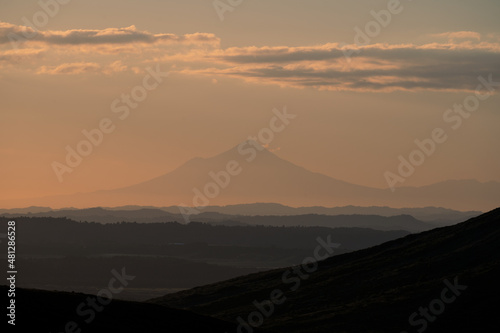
[1,142,499,210]
[150,208,500,333]
[1,204,479,224]
[4,209,498,332]
[0,216,409,301]
[1,205,480,234]
[0,207,437,232]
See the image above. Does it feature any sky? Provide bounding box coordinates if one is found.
[1,0,499,203]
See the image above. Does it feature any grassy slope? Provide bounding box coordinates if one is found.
[150,208,500,332]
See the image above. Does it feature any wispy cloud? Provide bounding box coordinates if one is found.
[0,47,44,62]
[37,62,102,75]
[0,22,220,47]
[430,31,482,42]
[36,61,128,75]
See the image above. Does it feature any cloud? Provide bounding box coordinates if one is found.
[0,48,44,63]
[0,22,220,47]
[36,60,130,75]
[2,21,499,92]
[430,31,482,42]
[37,62,102,75]
[0,21,219,74]
[187,41,500,92]
[103,60,128,75]
[214,41,500,65]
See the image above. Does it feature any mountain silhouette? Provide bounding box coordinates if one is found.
[1,141,499,210]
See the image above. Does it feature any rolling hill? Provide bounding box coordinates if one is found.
[150,207,500,332]
[3,286,268,332]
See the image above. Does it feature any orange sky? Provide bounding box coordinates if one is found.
[1,0,499,204]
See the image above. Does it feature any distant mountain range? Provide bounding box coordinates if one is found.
[0,206,457,232]
[1,203,480,220]
[150,207,500,332]
[165,203,481,222]
[1,142,499,210]
[0,203,481,232]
